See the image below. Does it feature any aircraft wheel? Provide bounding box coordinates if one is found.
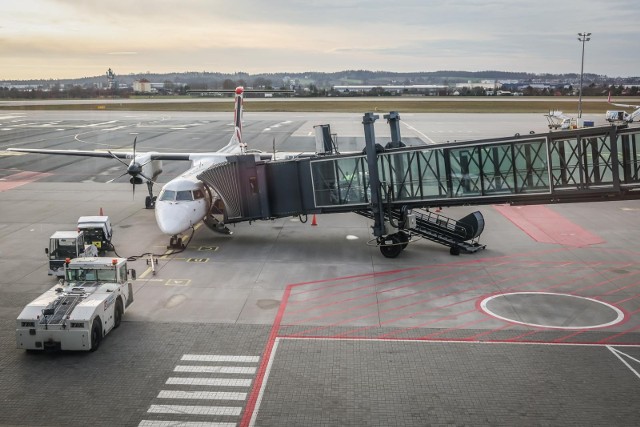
[380,234,404,258]
[449,245,461,256]
[90,317,102,352]
[114,299,123,329]
[145,196,156,209]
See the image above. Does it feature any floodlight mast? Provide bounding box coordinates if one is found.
[577,32,591,119]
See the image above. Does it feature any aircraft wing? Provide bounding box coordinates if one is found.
[609,102,640,109]
[7,148,192,161]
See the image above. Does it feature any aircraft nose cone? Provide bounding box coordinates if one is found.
[155,202,190,235]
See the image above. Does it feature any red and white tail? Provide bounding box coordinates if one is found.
[219,86,245,154]
[232,86,244,150]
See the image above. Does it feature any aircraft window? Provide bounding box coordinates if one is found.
[193,189,204,200]
[176,190,193,201]
[159,190,176,201]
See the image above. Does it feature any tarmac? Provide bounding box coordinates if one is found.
[0,110,639,426]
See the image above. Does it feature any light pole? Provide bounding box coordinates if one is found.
[577,32,591,119]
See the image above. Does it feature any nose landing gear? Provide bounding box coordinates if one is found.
[168,235,184,250]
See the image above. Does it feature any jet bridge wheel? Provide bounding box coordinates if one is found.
[379,233,405,258]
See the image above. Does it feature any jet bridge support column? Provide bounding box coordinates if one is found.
[363,112,386,237]
[384,111,404,148]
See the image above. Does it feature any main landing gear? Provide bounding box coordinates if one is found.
[145,195,157,209]
[145,181,156,209]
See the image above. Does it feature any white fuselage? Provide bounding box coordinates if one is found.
[155,154,233,236]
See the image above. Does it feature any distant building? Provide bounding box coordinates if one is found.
[332,84,447,95]
[133,79,152,93]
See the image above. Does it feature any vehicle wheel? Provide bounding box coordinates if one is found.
[449,245,461,256]
[397,231,410,249]
[90,318,102,352]
[114,299,123,329]
[379,234,403,258]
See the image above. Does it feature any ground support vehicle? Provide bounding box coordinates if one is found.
[46,231,98,277]
[16,257,135,351]
[77,216,114,253]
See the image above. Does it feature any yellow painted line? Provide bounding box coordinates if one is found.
[138,267,154,280]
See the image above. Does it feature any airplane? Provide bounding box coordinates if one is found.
[8,87,297,249]
[606,92,640,123]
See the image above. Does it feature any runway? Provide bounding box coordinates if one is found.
[0,109,638,426]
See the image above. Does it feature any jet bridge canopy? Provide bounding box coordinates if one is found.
[198,114,640,256]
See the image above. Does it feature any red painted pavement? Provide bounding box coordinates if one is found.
[0,171,52,192]
[493,204,604,247]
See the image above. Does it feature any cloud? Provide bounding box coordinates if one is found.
[2,0,639,79]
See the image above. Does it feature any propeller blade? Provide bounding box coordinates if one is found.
[132,181,136,199]
[132,137,137,160]
[107,150,130,167]
[106,170,129,183]
[138,172,155,184]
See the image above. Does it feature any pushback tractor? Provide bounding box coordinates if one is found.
[16,257,135,351]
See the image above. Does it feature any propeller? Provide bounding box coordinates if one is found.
[106,137,154,197]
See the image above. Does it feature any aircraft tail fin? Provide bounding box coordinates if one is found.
[232,87,244,151]
[187,86,293,154]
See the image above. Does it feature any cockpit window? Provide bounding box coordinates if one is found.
[159,190,176,201]
[176,190,193,201]
[193,189,204,200]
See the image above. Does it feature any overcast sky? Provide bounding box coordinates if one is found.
[2,0,639,80]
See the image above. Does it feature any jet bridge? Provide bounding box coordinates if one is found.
[198,113,640,257]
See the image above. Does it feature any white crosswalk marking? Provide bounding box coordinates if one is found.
[148,405,241,416]
[140,354,260,426]
[166,377,252,387]
[174,365,256,374]
[181,354,260,363]
[157,390,247,400]
[139,422,235,427]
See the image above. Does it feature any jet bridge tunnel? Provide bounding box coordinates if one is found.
[198,113,640,257]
